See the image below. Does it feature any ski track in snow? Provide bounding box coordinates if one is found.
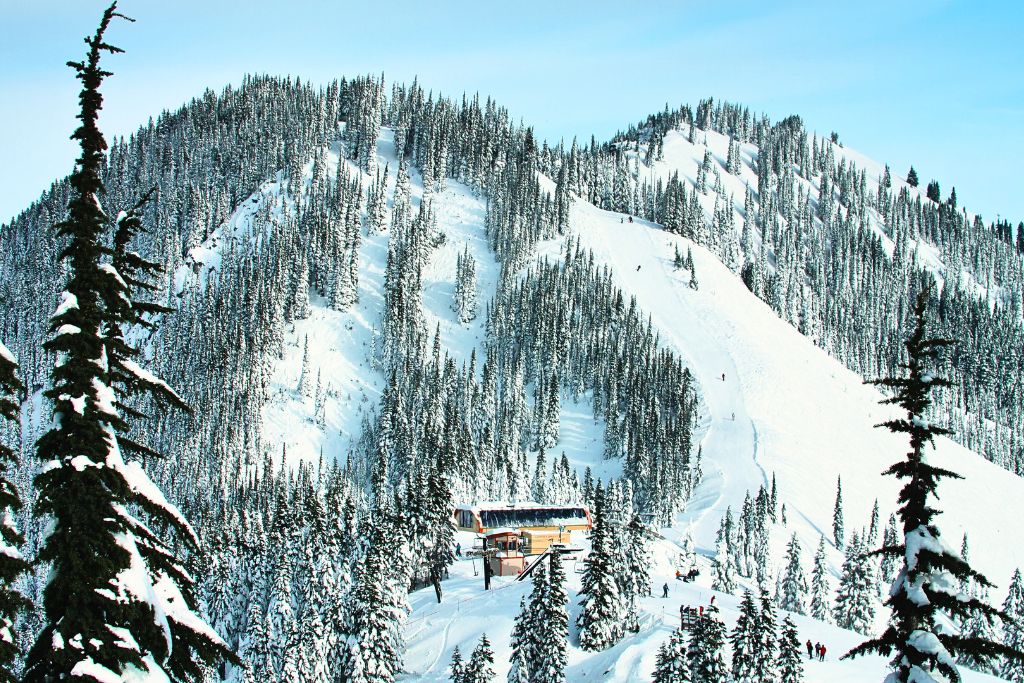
[571,200,766,553]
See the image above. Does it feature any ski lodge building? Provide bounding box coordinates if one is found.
[453,502,592,576]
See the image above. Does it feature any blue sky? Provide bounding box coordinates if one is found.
[2,0,1021,225]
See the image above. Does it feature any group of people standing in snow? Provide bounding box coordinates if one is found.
[805,639,827,661]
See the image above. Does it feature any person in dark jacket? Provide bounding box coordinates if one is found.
[662,583,670,598]
[806,639,814,658]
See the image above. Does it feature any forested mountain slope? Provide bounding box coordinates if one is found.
[1,75,1022,681]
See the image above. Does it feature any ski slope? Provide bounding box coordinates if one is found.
[569,199,1024,590]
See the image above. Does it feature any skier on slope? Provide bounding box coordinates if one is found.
[806,639,814,658]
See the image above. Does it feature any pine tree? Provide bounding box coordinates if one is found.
[688,603,729,683]
[576,483,626,651]
[731,590,760,682]
[809,535,832,623]
[868,499,881,546]
[777,615,804,683]
[1001,569,1024,682]
[780,533,808,615]
[450,644,465,683]
[464,633,495,683]
[845,286,1024,681]
[832,476,845,548]
[653,627,691,683]
[713,510,737,594]
[26,6,233,679]
[507,597,532,683]
[339,502,410,683]
[906,167,919,187]
[833,531,876,635]
[0,343,28,682]
[454,245,478,324]
[622,512,651,621]
[532,552,568,683]
[752,591,779,683]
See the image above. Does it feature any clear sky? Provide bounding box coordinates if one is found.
[2,0,1021,225]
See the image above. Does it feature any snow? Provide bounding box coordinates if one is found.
[120,359,185,405]
[0,341,15,365]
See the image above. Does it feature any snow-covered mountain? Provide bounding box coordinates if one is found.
[2,76,1023,681]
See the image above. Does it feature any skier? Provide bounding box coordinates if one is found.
[636,265,641,271]
[628,215,634,223]
[818,643,826,661]
[675,569,683,581]
[721,372,726,381]
[455,542,461,557]
[662,583,670,598]
[805,639,813,659]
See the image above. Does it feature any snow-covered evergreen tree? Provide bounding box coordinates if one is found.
[832,476,845,549]
[464,633,495,683]
[532,553,568,683]
[752,591,779,683]
[508,597,532,683]
[846,287,1024,681]
[688,603,729,683]
[777,614,804,683]
[731,590,760,682]
[0,342,28,682]
[454,245,478,323]
[576,483,626,651]
[780,533,808,615]
[26,6,233,679]
[713,509,737,593]
[450,644,465,683]
[833,531,876,635]
[809,535,832,623]
[1001,569,1024,682]
[653,627,691,683]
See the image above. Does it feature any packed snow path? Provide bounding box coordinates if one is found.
[570,202,765,552]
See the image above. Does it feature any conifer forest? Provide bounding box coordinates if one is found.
[1,3,1023,682]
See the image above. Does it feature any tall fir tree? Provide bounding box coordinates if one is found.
[730,590,760,682]
[532,552,568,683]
[832,476,845,549]
[777,615,804,683]
[576,483,626,651]
[0,343,29,682]
[688,603,729,683]
[752,591,779,683]
[450,644,465,683]
[845,287,1024,682]
[26,5,232,680]
[809,535,832,624]
[653,627,691,683]
[507,597,532,683]
[464,633,495,683]
[1001,570,1024,682]
[780,533,808,615]
[833,531,876,635]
